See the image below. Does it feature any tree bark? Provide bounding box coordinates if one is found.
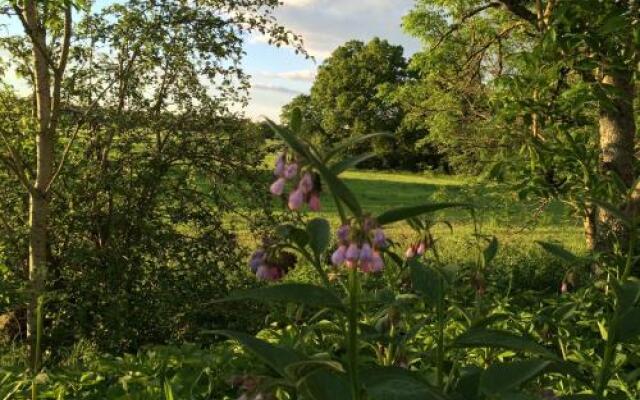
[23,0,53,370]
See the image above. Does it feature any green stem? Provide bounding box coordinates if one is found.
[595,232,635,397]
[436,276,445,388]
[347,267,361,400]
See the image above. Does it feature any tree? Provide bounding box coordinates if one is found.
[403,0,639,251]
[0,0,303,367]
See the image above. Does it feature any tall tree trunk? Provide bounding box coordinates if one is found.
[597,69,637,249]
[24,0,53,370]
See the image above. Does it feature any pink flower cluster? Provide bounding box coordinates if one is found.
[249,249,296,282]
[331,220,387,273]
[404,239,430,259]
[230,375,275,400]
[270,153,321,211]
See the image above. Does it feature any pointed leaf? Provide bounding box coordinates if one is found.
[480,359,551,395]
[307,218,331,257]
[376,203,470,226]
[409,260,444,305]
[325,132,393,161]
[210,330,303,376]
[536,241,580,264]
[453,328,559,360]
[298,370,351,400]
[483,237,499,265]
[617,307,640,343]
[330,153,377,174]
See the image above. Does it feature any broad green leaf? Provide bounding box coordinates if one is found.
[483,236,498,265]
[456,366,482,400]
[222,284,345,311]
[536,241,580,264]
[452,328,559,360]
[616,307,640,343]
[325,132,393,161]
[298,370,351,400]
[376,203,470,226]
[307,218,331,257]
[409,260,444,305]
[330,153,376,174]
[210,330,303,376]
[479,359,551,395]
[284,359,345,380]
[613,279,640,311]
[361,367,449,400]
[277,224,310,248]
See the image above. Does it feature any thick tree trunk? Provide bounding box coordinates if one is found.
[597,69,637,249]
[24,0,53,369]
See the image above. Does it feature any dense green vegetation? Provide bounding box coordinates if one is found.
[1,0,639,399]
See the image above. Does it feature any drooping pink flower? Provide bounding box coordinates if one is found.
[405,246,416,259]
[298,172,314,194]
[249,249,265,273]
[288,188,304,210]
[308,193,321,211]
[256,265,282,281]
[331,245,347,266]
[345,243,360,268]
[416,241,426,255]
[371,252,384,272]
[269,178,286,196]
[283,163,298,179]
[274,153,286,177]
[336,225,351,244]
[372,228,386,248]
[359,243,373,262]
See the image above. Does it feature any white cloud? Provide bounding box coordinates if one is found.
[252,83,304,96]
[257,69,316,82]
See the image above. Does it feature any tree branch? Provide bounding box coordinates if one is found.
[11,3,58,72]
[432,2,503,51]
[49,2,72,134]
[498,0,538,26]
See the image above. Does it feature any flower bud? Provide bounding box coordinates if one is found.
[274,153,285,177]
[336,225,350,244]
[371,252,384,272]
[372,228,386,248]
[346,243,360,261]
[283,163,298,179]
[405,246,416,259]
[331,245,347,266]
[256,265,282,281]
[298,172,314,194]
[359,243,373,262]
[308,193,321,211]
[288,188,304,210]
[269,178,286,196]
[416,241,426,255]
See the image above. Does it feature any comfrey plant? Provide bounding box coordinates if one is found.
[211,109,640,400]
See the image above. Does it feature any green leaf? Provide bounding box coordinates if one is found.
[210,330,303,377]
[330,153,376,175]
[362,367,449,400]
[266,118,312,161]
[307,218,331,257]
[284,359,345,380]
[613,279,640,311]
[298,370,351,400]
[479,359,551,395]
[163,380,175,400]
[325,132,393,161]
[452,328,559,360]
[409,260,444,306]
[376,203,470,226]
[616,307,640,343]
[483,236,499,265]
[536,241,580,264]
[290,107,302,133]
[222,284,345,311]
[277,224,310,248]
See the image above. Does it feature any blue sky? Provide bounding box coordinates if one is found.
[1,0,420,121]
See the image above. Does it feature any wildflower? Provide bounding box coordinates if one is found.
[288,188,304,210]
[405,246,416,259]
[269,178,286,196]
[345,243,360,268]
[298,172,314,194]
[372,228,386,248]
[360,243,373,262]
[255,265,280,281]
[336,225,350,244]
[416,241,426,255]
[371,251,384,272]
[283,163,298,179]
[274,153,286,177]
[331,245,347,266]
[249,249,265,273]
[308,193,321,211]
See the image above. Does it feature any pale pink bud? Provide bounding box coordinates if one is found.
[274,153,286,177]
[269,178,286,196]
[336,225,350,243]
[288,188,304,210]
[416,242,426,255]
[371,252,384,272]
[560,282,568,293]
[308,193,321,211]
[299,172,314,194]
[359,243,373,262]
[331,245,347,266]
[283,163,298,179]
[346,243,360,261]
[405,246,416,259]
[372,228,386,248]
